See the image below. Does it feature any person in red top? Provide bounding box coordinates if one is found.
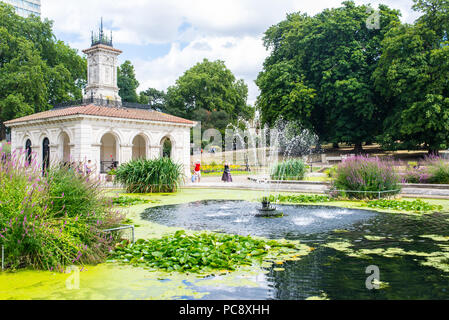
[194,160,201,183]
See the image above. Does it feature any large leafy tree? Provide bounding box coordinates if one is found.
[256,1,400,151]
[117,60,140,103]
[165,59,253,131]
[0,3,86,139]
[138,87,167,111]
[374,0,449,154]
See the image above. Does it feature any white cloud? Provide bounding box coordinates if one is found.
[41,0,419,104]
[134,36,267,104]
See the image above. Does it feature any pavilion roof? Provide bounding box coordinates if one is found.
[4,104,194,126]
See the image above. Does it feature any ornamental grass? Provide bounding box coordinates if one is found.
[0,149,123,271]
[115,157,184,193]
[271,159,306,181]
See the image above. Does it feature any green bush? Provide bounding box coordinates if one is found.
[0,155,123,271]
[115,158,184,193]
[331,156,401,199]
[427,159,449,184]
[271,159,306,180]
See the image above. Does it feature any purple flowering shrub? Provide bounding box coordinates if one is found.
[401,157,449,184]
[0,150,124,271]
[331,156,401,199]
[401,166,431,183]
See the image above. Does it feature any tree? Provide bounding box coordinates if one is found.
[256,1,401,152]
[165,59,253,131]
[373,0,449,154]
[117,60,140,103]
[0,3,86,139]
[138,87,167,111]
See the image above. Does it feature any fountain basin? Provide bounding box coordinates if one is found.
[141,200,377,238]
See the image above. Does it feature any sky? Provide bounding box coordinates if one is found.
[41,0,420,105]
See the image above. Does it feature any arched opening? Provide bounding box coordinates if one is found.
[42,138,50,172]
[100,133,118,173]
[25,139,32,166]
[60,132,71,164]
[132,135,146,160]
[161,137,172,158]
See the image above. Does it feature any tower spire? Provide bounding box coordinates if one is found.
[91,17,113,47]
[100,17,103,42]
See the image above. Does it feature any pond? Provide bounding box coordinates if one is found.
[141,201,449,300]
[3,200,449,300]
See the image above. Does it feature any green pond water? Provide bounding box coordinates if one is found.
[2,191,449,300]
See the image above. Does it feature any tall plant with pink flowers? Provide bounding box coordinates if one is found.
[0,149,124,271]
[331,156,401,199]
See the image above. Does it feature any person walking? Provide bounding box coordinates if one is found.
[222,162,233,183]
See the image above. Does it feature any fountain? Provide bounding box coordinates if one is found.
[256,197,283,217]
[222,117,321,218]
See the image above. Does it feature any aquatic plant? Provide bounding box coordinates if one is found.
[115,158,184,193]
[331,156,401,199]
[109,230,301,273]
[268,194,331,204]
[364,199,442,213]
[271,159,306,181]
[0,150,123,271]
[110,195,153,207]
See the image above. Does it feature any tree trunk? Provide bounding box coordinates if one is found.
[354,142,364,154]
[428,149,440,157]
[0,122,6,141]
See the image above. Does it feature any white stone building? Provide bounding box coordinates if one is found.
[1,0,41,18]
[5,27,194,179]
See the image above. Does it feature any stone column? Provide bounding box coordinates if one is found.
[49,144,58,164]
[150,145,161,159]
[32,144,40,168]
[120,144,133,165]
[91,143,102,176]
[68,144,75,162]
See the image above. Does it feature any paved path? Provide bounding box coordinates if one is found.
[186,176,449,199]
[102,175,449,199]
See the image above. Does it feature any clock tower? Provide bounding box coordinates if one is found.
[83,19,122,103]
